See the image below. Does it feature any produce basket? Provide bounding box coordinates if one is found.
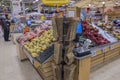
[52,17,79,41]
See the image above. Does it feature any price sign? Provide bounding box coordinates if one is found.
[42,0,69,6]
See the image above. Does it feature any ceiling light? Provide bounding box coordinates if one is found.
[115,1,119,5]
[88,4,91,7]
[36,0,39,1]
[33,1,36,3]
[102,1,105,4]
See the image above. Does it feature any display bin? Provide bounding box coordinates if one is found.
[52,17,78,41]
[23,48,34,64]
[33,58,54,80]
[91,54,104,69]
[105,47,120,62]
[102,46,110,53]
[92,49,103,56]
[52,63,76,80]
[16,42,27,61]
[113,42,120,49]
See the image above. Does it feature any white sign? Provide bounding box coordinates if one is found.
[12,0,21,15]
[68,10,75,17]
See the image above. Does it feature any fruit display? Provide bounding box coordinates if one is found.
[82,21,110,45]
[18,32,37,45]
[24,29,54,57]
[18,23,52,45]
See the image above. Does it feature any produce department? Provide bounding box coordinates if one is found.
[0,0,120,80]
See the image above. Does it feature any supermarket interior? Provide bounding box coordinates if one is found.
[0,0,120,80]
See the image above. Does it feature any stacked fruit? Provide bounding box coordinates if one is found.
[24,29,54,57]
[18,32,37,45]
[82,21,110,45]
[18,23,52,45]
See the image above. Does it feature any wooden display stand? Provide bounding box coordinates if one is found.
[77,57,91,80]
[91,42,120,71]
[67,7,80,18]
[22,47,54,80]
[34,59,54,80]
[16,42,27,61]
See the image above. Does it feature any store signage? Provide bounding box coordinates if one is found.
[12,0,21,15]
[42,0,69,6]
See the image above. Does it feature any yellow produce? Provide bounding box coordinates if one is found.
[24,29,54,55]
[31,53,38,57]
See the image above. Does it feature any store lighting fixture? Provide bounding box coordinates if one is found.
[33,1,36,3]
[115,2,118,5]
[102,1,105,4]
[33,0,39,3]
[88,4,91,7]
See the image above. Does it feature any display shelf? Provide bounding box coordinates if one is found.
[22,46,54,80]
[23,47,34,64]
[16,42,28,61]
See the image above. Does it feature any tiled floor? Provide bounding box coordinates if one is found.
[90,57,120,80]
[0,36,120,80]
[0,38,42,80]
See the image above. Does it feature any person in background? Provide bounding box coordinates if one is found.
[1,14,11,41]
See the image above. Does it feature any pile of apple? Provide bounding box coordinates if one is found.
[24,29,54,57]
[82,21,110,45]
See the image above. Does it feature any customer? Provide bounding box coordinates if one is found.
[1,14,11,41]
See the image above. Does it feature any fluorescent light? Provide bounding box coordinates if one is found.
[88,4,91,7]
[102,1,105,4]
[33,0,39,3]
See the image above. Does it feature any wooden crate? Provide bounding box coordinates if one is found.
[52,63,61,80]
[52,17,78,41]
[54,42,75,64]
[54,42,62,64]
[64,64,76,80]
[33,59,54,80]
[52,63,76,80]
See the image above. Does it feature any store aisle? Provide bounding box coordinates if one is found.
[0,38,42,80]
[90,58,120,80]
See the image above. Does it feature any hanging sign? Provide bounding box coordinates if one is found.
[12,0,21,15]
[42,0,69,6]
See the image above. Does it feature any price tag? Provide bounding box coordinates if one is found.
[102,46,110,53]
[102,48,107,53]
[91,51,96,57]
[110,45,114,50]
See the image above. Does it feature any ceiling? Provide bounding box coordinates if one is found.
[74,0,120,8]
